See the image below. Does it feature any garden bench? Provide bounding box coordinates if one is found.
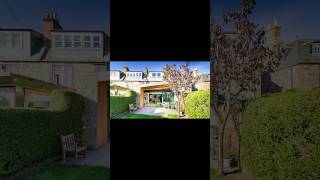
[60,133,87,161]
[162,102,169,109]
[129,104,138,113]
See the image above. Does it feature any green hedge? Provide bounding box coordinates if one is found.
[185,90,210,118]
[0,90,84,178]
[110,91,136,118]
[241,89,320,179]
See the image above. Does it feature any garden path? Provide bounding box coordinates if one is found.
[134,107,177,116]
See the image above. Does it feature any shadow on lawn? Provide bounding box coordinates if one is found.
[10,164,109,180]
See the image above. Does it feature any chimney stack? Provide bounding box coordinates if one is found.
[43,12,62,43]
[266,19,282,48]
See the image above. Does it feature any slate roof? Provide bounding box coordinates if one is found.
[279,39,320,69]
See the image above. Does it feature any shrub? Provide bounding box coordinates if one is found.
[110,91,136,118]
[241,89,320,179]
[185,90,210,118]
[0,90,84,178]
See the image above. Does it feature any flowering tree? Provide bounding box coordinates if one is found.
[163,63,199,117]
[211,0,283,175]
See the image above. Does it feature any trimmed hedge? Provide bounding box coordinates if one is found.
[241,89,320,179]
[110,91,136,118]
[0,90,84,178]
[185,90,210,118]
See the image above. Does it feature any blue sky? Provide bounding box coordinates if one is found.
[0,0,109,33]
[212,0,320,43]
[110,61,210,75]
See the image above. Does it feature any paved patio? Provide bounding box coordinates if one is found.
[211,159,240,172]
[61,143,110,167]
[134,106,177,116]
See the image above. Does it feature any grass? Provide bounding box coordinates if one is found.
[22,165,109,180]
[121,113,177,119]
[211,169,217,180]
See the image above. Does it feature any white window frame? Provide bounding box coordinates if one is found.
[313,43,320,54]
[73,35,81,48]
[54,33,102,49]
[5,64,17,73]
[52,65,73,86]
[83,35,91,48]
[11,33,21,48]
[0,32,22,48]
[93,36,100,48]
[64,35,72,48]
[25,90,50,109]
[55,35,63,48]
[152,72,156,77]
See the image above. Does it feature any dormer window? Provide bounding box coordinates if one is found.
[93,36,100,48]
[0,32,21,48]
[55,35,63,48]
[312,43,320,55]
[83,36,91,48]
[0,33,9,48]
[53,33,102,49]
[11,33,21,48]
[64,35,72,48]
[73,35,81,48]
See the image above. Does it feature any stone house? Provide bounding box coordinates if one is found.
[110,67,210,109]
[0,13,109,149]
[263,21,320,92]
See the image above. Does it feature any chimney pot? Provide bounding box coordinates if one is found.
[43,12,62,42]
[267,24,271,30]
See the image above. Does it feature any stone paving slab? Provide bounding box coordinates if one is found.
[134,107,177,116]
[61,143,110,167]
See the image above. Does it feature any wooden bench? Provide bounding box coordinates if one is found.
[60,133,87,161]
[129,104,138,113]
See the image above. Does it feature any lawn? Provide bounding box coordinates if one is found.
[121,113,177,119]
[210,169,217,180]
[22,165,109,180]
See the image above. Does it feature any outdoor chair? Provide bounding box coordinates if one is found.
[60,133,87,161]
[162,102,169,109]
[129,104,138,113]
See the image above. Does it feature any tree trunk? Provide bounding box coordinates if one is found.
[218,125,225,175]
[177,99,180,118]
[217,110,229,176]
[238,133,242,171]
[237,113,242,171]
[181,97,185,116]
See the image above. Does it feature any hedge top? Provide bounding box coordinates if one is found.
[185,90,210,119]
[50,89,85,113]
[241,88,320,179]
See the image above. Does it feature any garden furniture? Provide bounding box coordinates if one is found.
[129,104,138,112]
[60,133,87,161]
